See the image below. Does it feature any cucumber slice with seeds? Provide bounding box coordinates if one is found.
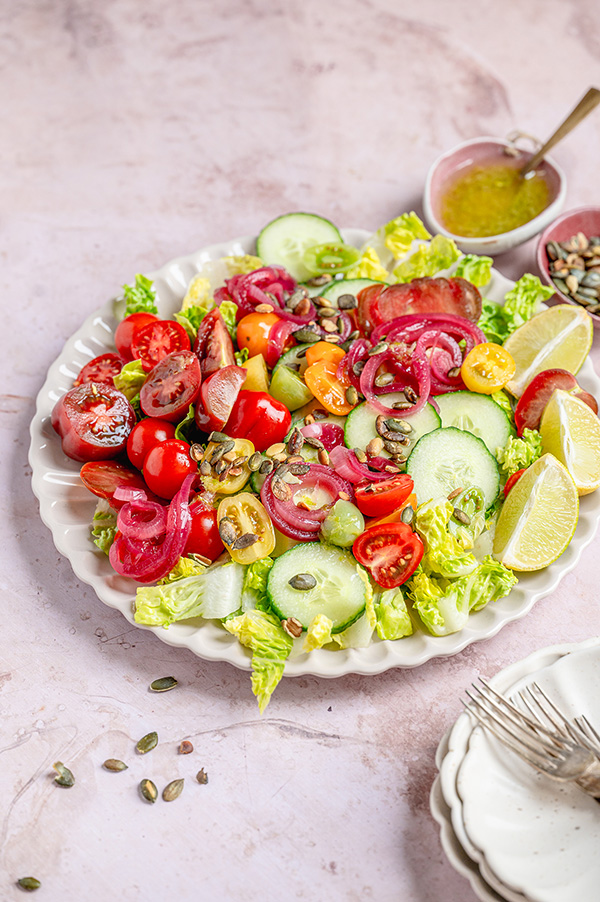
[435,391,514,455]
[320,278,384,307]
[256,213,342,282]
[344,394,441,458]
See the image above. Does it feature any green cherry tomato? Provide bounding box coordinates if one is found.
[320,499,365,547]
[302,243,361,276]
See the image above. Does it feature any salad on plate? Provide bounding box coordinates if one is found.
[46,212,600,711]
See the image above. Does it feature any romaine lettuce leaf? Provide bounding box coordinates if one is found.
[303,614,333,651]
[414,499,478,578]
[159,556,207,584]
[134,560,244,627]
[331,613,375,649]
[344,246,390,282]
[466,555,518,612]
[241,557,275,612]
[478,274,554,343]
[219,300,238,340]
[113,360,146,400]
[91,499,117,554]
[224,255,264,276]
[393,234,460,283]
[496,428,542,477]
[447,487,486,551]
[454,254,493,287]
[174,404,196,444]
[222,610,293,713]
[123,274,158,316]
[374,588,413,640]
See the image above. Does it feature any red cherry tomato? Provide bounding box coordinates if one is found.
[139,350,202,422]
[514,369,578,435]
[194,365,247,434]
[184,500,224,561]
[503,468,527,498]
[51,383,136,462]
[356,278,482,335]
[352,523,424,589]
[354,474,414,518]
[130,320,191,372]
[224,390,292,451]
[114,312,159,361]
[80,460,158,508]
[74,353,124,387]
[126,417,177,470]
[193,308,236,378]
[142,440,197,499]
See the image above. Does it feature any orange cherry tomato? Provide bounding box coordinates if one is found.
[236,313,281,359]
[305,341,346,367]
[303,359,354,415]
[364,492,417,529]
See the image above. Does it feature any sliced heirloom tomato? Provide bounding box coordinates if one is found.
[139,350,201,422]
[217,492,275,564]
[114,312,159,361]
[353,522,424,589]
[74,353,124,387]
[357,277,482,335]
[131,319,191,372]
[142,439,197,500]
[193,308,236,378]
[184,499,224,562]
[514,368,598,436]
[225,390,291,451]
[126,417,177,469]
[194,365,247,434]
[80,460,159,508]
[52,383,136,462]
[460,342,516,394]
[354,474,414,518]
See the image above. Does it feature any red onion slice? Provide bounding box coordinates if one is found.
[300,422,345,451]
[117,500,168,541]
[328,446,395,483]
[260,463,353,540]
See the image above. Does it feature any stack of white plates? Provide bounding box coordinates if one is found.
[431,638,600,902]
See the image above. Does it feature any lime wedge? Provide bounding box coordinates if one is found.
[493,453,579,570]
[540,390,600,495]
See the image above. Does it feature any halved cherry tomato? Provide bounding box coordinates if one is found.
[80,460,158,508]
[52,383,136,461]
[139,350,201,423]
[193,308,236,377]
[460,342,516,394]
[126,417,177,470]
[131,320,191,372]
[114,312,159,361]
[303,359,354,415]
[224,390,291,451]
[74,353,124,387]
[236,312,282,360]
[184,499,224,561]
[355,475,414,518]
[194,365,247,434]
[217,492,275,564]
[503,468,527,498]
[514,369,597,435]
[365,493,417,529]
[304,341,346,367]
[352,523,424,589]
[142,439,197,499]
[200,438,254,495]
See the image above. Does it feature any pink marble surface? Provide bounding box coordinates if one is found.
[3,1,600,899]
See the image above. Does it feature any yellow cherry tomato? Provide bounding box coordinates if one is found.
[460,342,516,394]
[303,359,354,415]
[200,438,254,495]
[305,341,346,368]
[217,492,275,564]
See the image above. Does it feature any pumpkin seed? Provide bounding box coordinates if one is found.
[281,617,303,638]
[404,386,418,405]
[354,447,368,463]
[218,517,238,546]
[196,768,209,784]
[136,731,158,754]
[345,385,359,406]
[337,293,357,309]
[248,451,263,471]
[179,740,194,754]
[375,372,395,388]
[272,480,292,502]
[287,429,304,455]
[288,573,317,590]
[293,329,321,344]
[53,761,75,787]
[305,274,332,287]
[385,418,412,434]
[303,435,324,450]
[259,458,274,475]
[139,778,158,803]
[453,508,472,525]
[189,443,204,462]
[200,460,212,477]
[368,341,388,356]
[289,461,311,476]
[208,431,229,443]
[401,505,414,525]
[17,877,41,892]
[162,778,185,802]
[318,448,330,466]
[150,676,178,692]
[103,758,128,772]
[231,533,259,550]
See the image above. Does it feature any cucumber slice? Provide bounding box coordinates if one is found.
[256,213,342,282]
[435,391,514,454]
[320,278,384,307]
[344,394,441,458]
[406,427,500,510]
[266,543,367,632]
[273,343,313,376]
[250,470,267,494]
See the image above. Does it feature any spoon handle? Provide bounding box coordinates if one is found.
[521,86,600,175]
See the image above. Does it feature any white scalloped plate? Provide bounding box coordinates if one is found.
[29,229,600,678]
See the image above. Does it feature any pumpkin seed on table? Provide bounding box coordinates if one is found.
[150,676,178,692]
[16,877,41,892]
[162,778,185,801]
[179,740,194,754]
[102,758,128,772]
[136,731,158,754]
[139,778,158,803]
[196,768,209,784]
[53,761,75,787]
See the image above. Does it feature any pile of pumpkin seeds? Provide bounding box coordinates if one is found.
[545,232,600,315]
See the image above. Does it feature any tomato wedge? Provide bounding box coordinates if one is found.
[74,353,124,387]
[80,460,157,508]
[52,383,136,461]
[514,369,581,435]
[139,350,201,422]
[194,365,247,434]
[193,308,236,377]
[131,320,191,372]
[503,468,527,498]
[352,523,423,589]
[355,475,414,518]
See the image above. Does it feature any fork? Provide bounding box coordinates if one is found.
[516,681,600,759]
[464,682,600,798]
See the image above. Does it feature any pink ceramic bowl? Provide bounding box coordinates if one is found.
[537,207,600,328]
[423,136,566,255]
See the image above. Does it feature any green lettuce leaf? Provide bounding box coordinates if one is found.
[174,306,208,342]
[241,557,275,612]
[235,347,250,366]
[393,234,460,283]
[477,299,509,344]
[454,254,493,288]
[159,556,207,584]
[374,588,413,640]
[134,561,244,627]
[344,246,390,282]
[414,499,478,578]
[490,389,514,419]
[379,212,431,258]
[478,274,554,343]
[174,404,196,444]
[219,300,239,340]
[113,360,147,400]
[466,555,518,612]
[123,274,158,316]
[222,610,293,713]
[91,499,117,554]
[447,487,486,551]
[496,428,542,477]
[303,614,333,651]
[224,255,264,276]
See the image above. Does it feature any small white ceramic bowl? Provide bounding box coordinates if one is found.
[423,136,567,256]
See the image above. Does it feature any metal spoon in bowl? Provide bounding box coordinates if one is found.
[521,86,600,176]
